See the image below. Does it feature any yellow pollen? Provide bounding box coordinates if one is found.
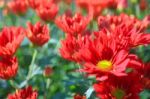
[97,60,112,71]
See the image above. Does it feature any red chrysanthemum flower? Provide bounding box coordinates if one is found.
[76,0,127,18]
[94,73,143,99]
[7,0,28,15]
[43,66,53,77]
[36,0,58,21]
[26,22,50,46]
[141,63,150,89]
[74,94,86,99]
[106,25,150,50]
[26,0,43,9]
[78,30,142,80]
[97,14,150,49]
[7,86,38,99]
[0,56,18,80]
[140,0,148,10]
[55,13,90,36]
[60,34,90,62]
[0,27,24,57]
[76,0,106,19]
[98,14,149,32]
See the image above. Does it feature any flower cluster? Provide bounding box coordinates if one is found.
[0,27,24,79]
[59,13,150,98]
[7,0,58,21]
[0,21,50,80]
[1,0,150,98]
[0,22,50,99]
[76,0,127,18]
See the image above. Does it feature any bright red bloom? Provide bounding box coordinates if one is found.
[26,0,44,9]
[98,14,147,32]
[0,57,18,80]
[7,0,28,15]
[76,0,127,18]
[97,14,150,49]
[7,86,38,99]
[77,30,142,80]
[36,1,58,21]
[76,0,106,18]
[60,35,90,62]
[26,22,50,46]
[94,73,143,99]
[0,27,24,57]
[74,94,86,99]
[109,25,150,49]
[55,13,90,36]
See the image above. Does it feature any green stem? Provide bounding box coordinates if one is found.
[19,49,38,88]
[9,80,19,89]
[27,49,37,81]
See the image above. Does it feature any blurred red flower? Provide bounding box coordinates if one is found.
[43,66,53,77]
[36,0,58,22]
[0,57,18,80]
[55,13,90,36]
[26,22,50,46]
[60,35,90,62]
[26,0,43,9]
[98,14,148,32]
[7,86,38,99]
[97,14,150,49]
[74,94,86,99]
[141,63,150,89]
[94,73,143,99]
[76,0,127,18]
[140,0,148,10]
[7,0,28,15]
[0,27,24,57]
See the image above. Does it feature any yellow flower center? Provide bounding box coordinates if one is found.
[97,60,112,71]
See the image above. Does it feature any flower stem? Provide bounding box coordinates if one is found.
[26,49,37,82]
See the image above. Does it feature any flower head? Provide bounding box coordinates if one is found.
[55,13,90,36]
[7,86,38,99]
[36,1,58,21]
[78,30,142,80]
[94,73,143,99]
[26,22,50,46]
[0,57,18,80]
[97,14,150,49]
[60,34,90,62]
[0,27,24,57]
[43,66,53,77]
[74,94,86,99]
[76,0,127,18]
[7,0,28,15]
[27,0,43,9]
